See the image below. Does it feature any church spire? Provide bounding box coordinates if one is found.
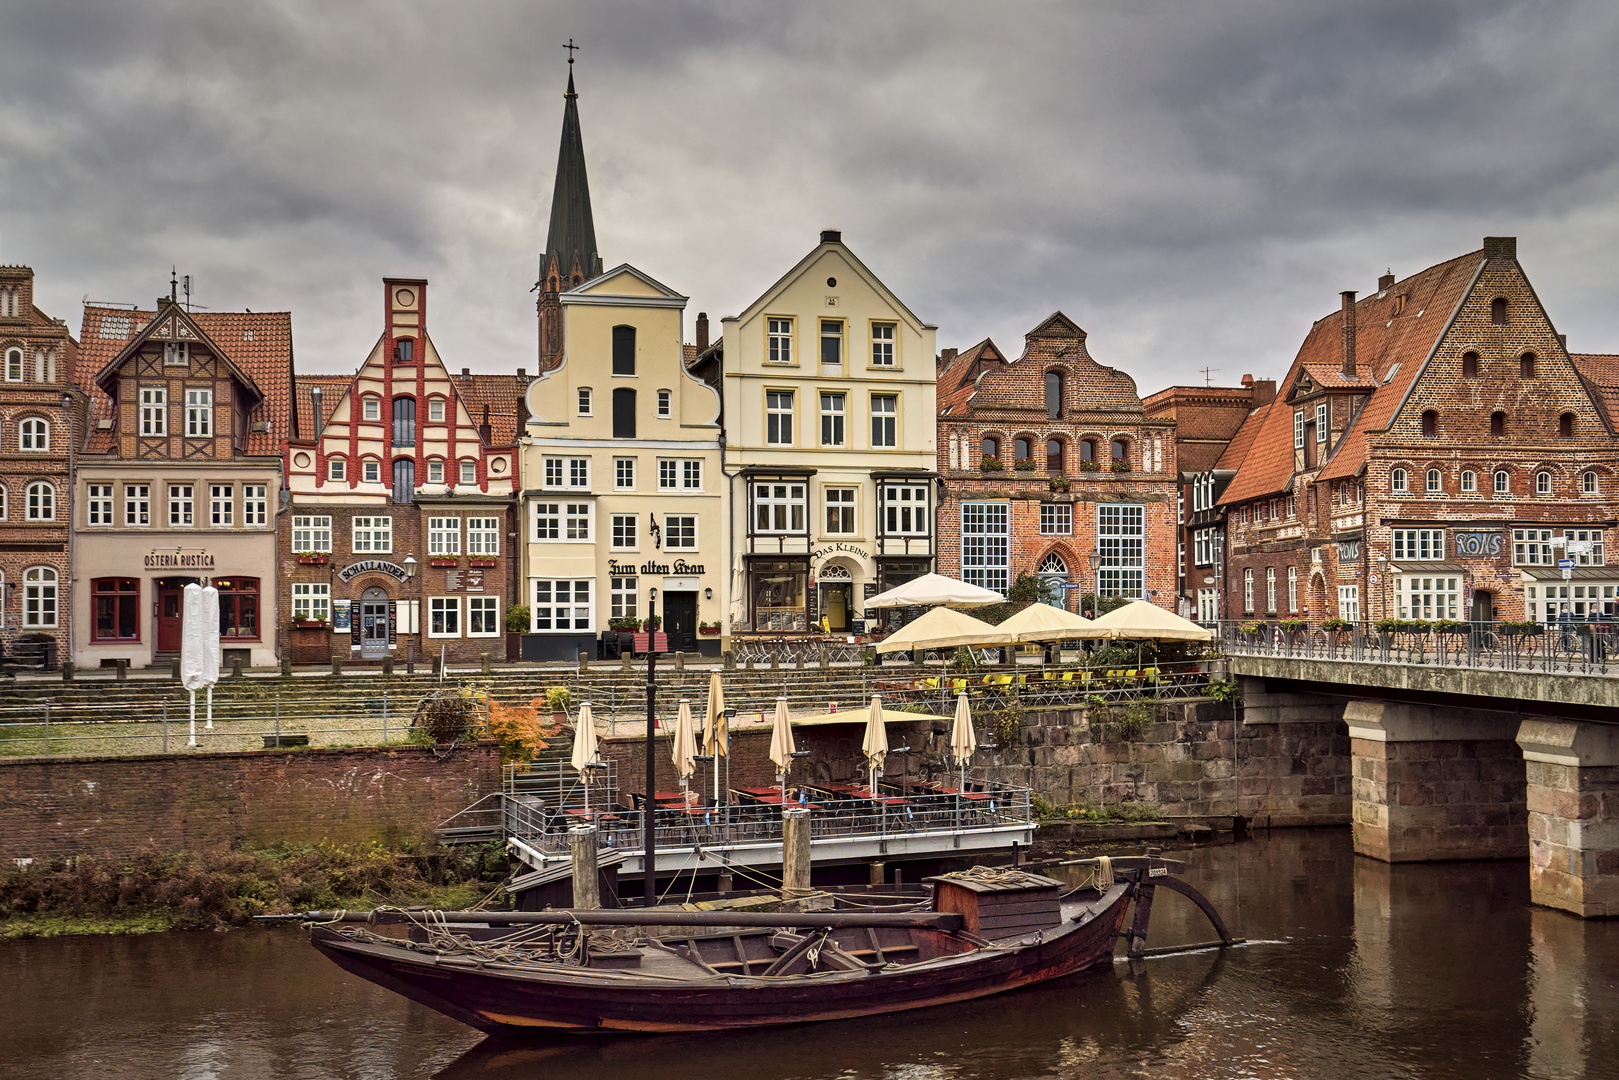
[537,47,599,368]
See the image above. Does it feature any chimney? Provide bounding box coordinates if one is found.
[696,312,709,353]
[462,367,470,377]
[1240,373,1254,388]
[1251,379,1276,406]
[820,229,842,245]
[941,348,958,364]
[516,367,526,379]
[1378,270,1395,292]
[1340,290,1358,379]
[479,405,492,446]
[310,386,322,433]
[1483,236,1517,259]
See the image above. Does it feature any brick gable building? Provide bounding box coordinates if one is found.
[936,313,1178,612]
[0,266,82,664]
[1219,237,1619,627]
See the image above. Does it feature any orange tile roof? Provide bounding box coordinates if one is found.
[450,373,526,446]
[1570,353,1619,432]
[292,375,353,437]
[1219,250,1484,503]
[78,304,294,456]
[1213,400,1272,472]
[936,338,1001,415]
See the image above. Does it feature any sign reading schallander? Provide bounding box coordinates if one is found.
[338,560,411,583]
[145,551,215,570]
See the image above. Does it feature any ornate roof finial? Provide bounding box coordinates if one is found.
[564,38,578,97]
[170,267,178,303]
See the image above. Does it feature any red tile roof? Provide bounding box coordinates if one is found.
[1570,353,1619,432]
[1213,400,1272,473]
[450,373,526,445]
[292,374,353,437]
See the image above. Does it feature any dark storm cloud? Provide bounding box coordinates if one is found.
[3,0,1618,386]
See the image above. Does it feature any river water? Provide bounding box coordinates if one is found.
[3,829,1616,1080]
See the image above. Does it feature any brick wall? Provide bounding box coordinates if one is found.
[0,742,500,862]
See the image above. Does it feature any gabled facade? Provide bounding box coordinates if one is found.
[520,264,723,659]
[1219,236,1619,626]
[0,266,82,664]
[714,230,938,634]
[280,278,521,664]
[937,314,1179,612]
[74,293,289,668]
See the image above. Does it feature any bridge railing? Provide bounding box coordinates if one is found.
[1214,618,1615,675]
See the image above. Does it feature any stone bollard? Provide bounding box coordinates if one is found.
[770,651,779,671]
[61,660,74,683]
[818,642,828,669]
[674,651,685,672]
[171,659,181,682]
[867,859,887,887]
[231,656,244,678]
[115,658,128,681]
[578,650,590,672]
[382,656,394,677]
[745,653,755,670]
[781,808,812,898]
[570,825,601,909]
[620,651,633,673]
[331,656,343,676]
[723,650,735,671]
[481,653,492,677]
[280,654,292,677]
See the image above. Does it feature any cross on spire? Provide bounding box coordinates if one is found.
[564,38,578,63]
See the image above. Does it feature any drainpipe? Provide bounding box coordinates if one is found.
[62,391,77,663]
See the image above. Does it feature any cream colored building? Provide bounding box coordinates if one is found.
[711,230,938,633]
[521,265,724,660]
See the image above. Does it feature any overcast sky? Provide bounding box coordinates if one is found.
[5,0,1619,392]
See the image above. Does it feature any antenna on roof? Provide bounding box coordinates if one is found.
[183,275,192,312]
[1201,366,1218,387]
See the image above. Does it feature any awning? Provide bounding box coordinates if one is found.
[1388,563,1465,574]
[1519,568,1619,582]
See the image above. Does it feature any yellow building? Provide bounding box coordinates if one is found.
[520,265,724,660]
[709,230,938,634]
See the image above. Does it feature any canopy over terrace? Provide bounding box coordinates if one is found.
[1087,600,1213,641]
[996,602,1097,642]
[867,573,1004,609]
[874,606,1012,654]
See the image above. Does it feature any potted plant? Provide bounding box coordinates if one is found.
[1276,617,1307,643]
[1079,459,1101,472]
[642,616,662,631]
[698,621,721,635]
[296,551,329,565]
[544,686,571,725]
[1109,459,1132,472]
[1013,457,1036,471]
[1432,618,1469,635]
[1499,620,1542,636]
[1238,622,1264,639]
[608,617,640,632]
[289,616,329,630]
[1050,477,1071,493]
[1321,617,1351,632]
[981,456,1004,472]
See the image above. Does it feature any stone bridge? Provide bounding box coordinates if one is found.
[1230,653,1619,918]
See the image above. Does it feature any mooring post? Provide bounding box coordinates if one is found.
[382,690,388,744]
[781,808,812,898]
[162,700,168,753]
[44,701,50,755]
[571,825,601,910]
[274,692,281,746]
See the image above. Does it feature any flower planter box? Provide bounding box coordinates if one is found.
[289,621,328,631]
[468,558,498,568]
[297,555,329,565]
[428,558,460,568]
[698,628,721,636]
[1500,625,1544,636]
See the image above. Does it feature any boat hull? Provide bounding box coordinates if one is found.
[310,888,1133,1036]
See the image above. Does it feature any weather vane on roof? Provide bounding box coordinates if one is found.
[564,38,578,63]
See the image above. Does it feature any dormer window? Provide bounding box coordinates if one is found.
[163,342,188,366]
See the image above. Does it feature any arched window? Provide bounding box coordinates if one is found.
[1038,553,1068,606]
[25,480,53,521]
[1491,297,1507,324]
[23,567,57,628]
[1536,471,1552,496]
[1462,351,1479,378]
[981,437,999,460]
[391,458,415,505]
[1046,439,1064,472]
[1521,353,1536,377]
[1391,468,1407,492]
[1045,371,1063,419]
[1494,469,1509,494]
[612,325,636,375]
[0,483,8,519]
[1110,438,1128,461]
[1426,468,1441,493]
[1421,410,1437,437]
[427,395,446,423]
[1014,437,1031,463]
[1491,412,1506,436]
[1461,470,1477,493]
[4,348,21,382]
[1559,412,1574,437]
[1079,439,1096,462]
[392,396,415,446]
[18,417,48,451]
[1583,471,1599,495]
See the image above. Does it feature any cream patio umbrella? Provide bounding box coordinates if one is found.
[702,670,728,807]
[671,699,697,804]
[1088,600,1213,641]
[866,572,1004,608]
[949,691,977,794]
[996,602,1097,642]
[873,606,1012,655]
[570,701,601,817]
[768,696,795,802]
[862,693,890,832]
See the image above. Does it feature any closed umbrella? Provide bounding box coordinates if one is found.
[862,694,889,833]
[570,701,600,817]
[702,670,728,808]
[201,585,220,730]
[671,699,697,797]
[867,572,1004,608]
[950,691,977,793]
[768,696,795,802]
[179,583,217,747]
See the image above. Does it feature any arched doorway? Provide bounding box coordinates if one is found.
[360,585,392,660]
[1038,553,1070,609]
[818,563,854,632]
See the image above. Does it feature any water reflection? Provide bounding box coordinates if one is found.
[2,829,1615,1080]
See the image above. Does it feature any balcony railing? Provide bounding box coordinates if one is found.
[1215,618,1615,675]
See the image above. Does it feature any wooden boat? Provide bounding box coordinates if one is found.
[305,854,1230,1037]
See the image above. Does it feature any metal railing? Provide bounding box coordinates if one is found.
[730,636,871,666]
[1216,618,1615,675]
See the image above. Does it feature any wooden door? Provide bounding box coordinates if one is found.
[155,579,191,651]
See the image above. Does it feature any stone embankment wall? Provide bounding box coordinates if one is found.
[0,743,500,862]
[978,697,1351,826]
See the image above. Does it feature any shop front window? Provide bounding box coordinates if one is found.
[752,562,807,632]
[214,577,260,639]
[93,577,140,641]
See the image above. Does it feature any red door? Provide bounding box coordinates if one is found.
[157,584,183,652]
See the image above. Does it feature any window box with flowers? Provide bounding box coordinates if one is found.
[1321,618,1352,632]
[1109,459,1132,473]
[296,553,329,565]
[698,621,721,635]
[468,557,498,568]
[980,456,1004,472]
[1078,460,1101,473]
[429,557,460,568]
[289,617,329,630]
[1013,457,1036,472]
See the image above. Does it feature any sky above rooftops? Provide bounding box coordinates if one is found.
[4,1,1619,386]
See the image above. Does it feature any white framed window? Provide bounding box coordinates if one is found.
[163,342,189,367]
[184,389,212,437]
[658,460,678,490]
[4,348,21,381]
[210,485,234,527]
[1461,470,1476,493]
[664,514,696,550]
[1097,503,1146,599]
[168,484,193,526]
[610,576,637,621]
[1243,568,1254,613]
[428,517,461,555]
[871,322,895,366]
[1194,527,1215,565]
[532,578,592,631]
[766,390,794,444]
[468,596,501,637]
[1391,468,1408,492]
[428,396,446,423]
[657,459,703,491]
[543,456,590,489]
[362,459,380,484]
[754,482,806,533]
[1393,528,1445,561]
[577,388,592,416]
[1039,503,1072,535]
[88,484,113,526]
[467,517,500,556]
[362,396,381,422]
[820,319,843,367]
[125,484,151,527]
[1398,575,1461,621]
[1494,469,1510,494]
[565,502,591,541]
[1265,567,1277,612]
[426,459,444,484]
[820,392,845,446]
[1536,471,1553,496]
[657,389,671,418]
[767,317,793,364]
[1426,468,1441,493]
[1338,585,1360,622]
[962,502,1010,596]
[291,583,330,623]
[681,460,702,490]
[428,597,461,637]
[329,456,346,481]
[870,394,897,448]
[243,484,267,526]
[352,516,393,554]
[23,567,57,627]
[533,503,591,542]
[1568,529,1606,566]
[611,513,638,550]
[140,387,166,436]
[292,515,332,553]
[1513,528,1553,566]
[1288,566,1298,612]
[18,417,47,452]
[1583,471,1600,496]
[614,458,635,490]
[825,487,856,535]
[1315,402,1327,442]
[460,459,478,485]
[1293,410,1304,449]
[882,483,929,536]
[26,481,54,522]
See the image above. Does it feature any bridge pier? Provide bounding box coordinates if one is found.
[1515,720,1619,918]
[1345,701,1526,863]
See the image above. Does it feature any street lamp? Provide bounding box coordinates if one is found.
[643,585,659,906]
